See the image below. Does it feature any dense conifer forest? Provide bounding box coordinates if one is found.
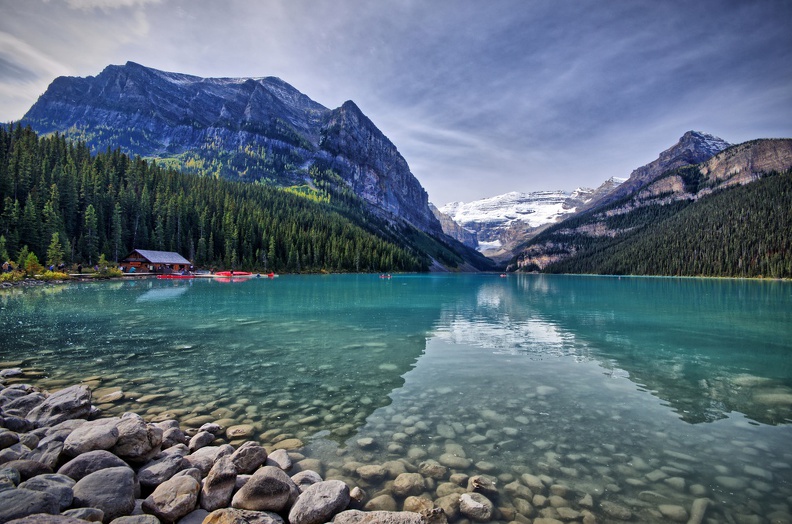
[0,125,429,273]
[538,169,792,278]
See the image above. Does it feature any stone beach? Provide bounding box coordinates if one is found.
[2,365,791,524]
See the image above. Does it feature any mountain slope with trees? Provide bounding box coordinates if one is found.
[513,137,792,278]
[0,125,482,273]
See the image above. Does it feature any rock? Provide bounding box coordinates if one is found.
[109,516,161,524]
[201,456,238,511]
[418,461,448,480]
[348,486,366,509]
[288,480,350,524]
[188,431,214,453]
[182,445,233,476]
[459,492,494,522]
[3,459,54,480]
[392,472,425,497]
[687,498,709,524]
[137,451,186,489]
[18,474,75,510]
[434,494,460,520]
[4,392,46,417]
[0,443,31,462]
[6,515,86,524]
[468,476,498,498]
[142,474,201,523]
[63,418,120,457]
[332,510,424,523]
[356,438,376,450]
[72,466,137,522]
[402,496,433,513]
[226,425,255,440]
[231,465,298,512]
[25,385,92,428]
[364,494,397,511]
[294,459,323,476]
[232,442,269,474]
[175,508,208,524]
[25,441,64,471]
[291,470,323,492]
[0,429,21,449]
[174,468,203,483]
[658,504,688,522]
[200,423,223,434]
[438,454,471,470]
[1,466,21,486]
[600,500,632,520]
[270,438,303,451]
[356,464,386,482]
[111,413,163,464]
[0,489,60,522]
[62,508,105,522]
[161,428,186,450]
[203,508,285,524]
[58,450,128,481]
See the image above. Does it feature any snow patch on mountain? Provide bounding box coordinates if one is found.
[441,190,584,230]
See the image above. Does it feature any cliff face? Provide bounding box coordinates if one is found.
[429,204,478,249]
[19,62,442,235]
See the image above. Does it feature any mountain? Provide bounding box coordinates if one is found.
[18,62,441,237]
[436,177,625,261]
[513,134,792,277]
[16,62,495,271]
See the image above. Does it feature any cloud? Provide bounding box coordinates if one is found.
[62,0,161,10]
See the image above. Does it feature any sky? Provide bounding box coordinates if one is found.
[1,0,791,205]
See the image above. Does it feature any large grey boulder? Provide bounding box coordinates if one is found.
[230,442,268,474]
[200,456,237,511]
[182,445,233,477]
[63,418,120,457]
[0,488,60,522]
[58,450,128,481]
[25,440,64,471]
[4,392,46,417]
[110,414,163,465]
[72,466,137,522]
[231,465,298,513]
[288,480,350,524]
[0,428,20,449]
[332,510,424,523]
[109,516,160,524]
[18,474,75,510]
[203,508,285,524]
[25,386,92,428]
[62,507,105,522]
[188,431,214,452]
[141,474,200,523]
[137,448,186,489]
[3,459,53,480]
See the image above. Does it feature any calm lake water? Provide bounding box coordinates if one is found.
[2,274,791,523]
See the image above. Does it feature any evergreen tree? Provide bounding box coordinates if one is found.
[46,232,64,267]
[83,204,98,265]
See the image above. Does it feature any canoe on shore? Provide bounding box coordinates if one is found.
[156,274,195,280]
[214,271,254,277]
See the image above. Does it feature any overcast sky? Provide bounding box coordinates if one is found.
[1,0,791,205]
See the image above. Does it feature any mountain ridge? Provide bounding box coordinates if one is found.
[19,62,444,240]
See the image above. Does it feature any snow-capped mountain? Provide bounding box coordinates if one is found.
[436,177,625,258]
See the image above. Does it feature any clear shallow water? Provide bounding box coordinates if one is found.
[1,274,791,522]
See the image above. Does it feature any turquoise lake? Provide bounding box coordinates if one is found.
[1,274,791,522]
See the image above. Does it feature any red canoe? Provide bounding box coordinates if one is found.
[157,274,195,279]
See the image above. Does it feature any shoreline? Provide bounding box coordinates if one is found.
[0,367,616,524]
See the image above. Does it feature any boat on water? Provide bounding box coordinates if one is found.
[214,271,254,277]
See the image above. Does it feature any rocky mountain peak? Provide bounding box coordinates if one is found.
[19,62,443,236]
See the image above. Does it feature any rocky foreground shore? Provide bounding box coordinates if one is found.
[0,368,718,524]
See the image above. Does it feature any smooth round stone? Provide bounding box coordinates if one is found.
[357,438,376,449]
[392,472,425,497]
[715,476,747,490]
[459,492,494,522]
[357,465,387,482]
[271,438,304,451]
[364,494,397,512]
[403,495,434,513]
[439,454,471,470]
[407,448,427,461]
[226,425,255,440]
[658,504,689,522]
[474,461,497,473]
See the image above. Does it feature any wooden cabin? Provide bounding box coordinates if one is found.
[120,249,192,273]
